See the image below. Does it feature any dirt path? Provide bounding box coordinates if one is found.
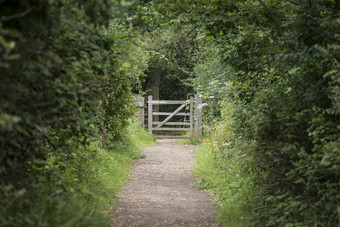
[113,139,218,227]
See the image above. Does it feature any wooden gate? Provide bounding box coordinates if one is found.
[147,95,202,140]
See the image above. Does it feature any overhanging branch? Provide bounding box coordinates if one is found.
[1,7,34,21]
[257,0,283,36]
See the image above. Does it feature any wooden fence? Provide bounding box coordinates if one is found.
[136,94,202,140]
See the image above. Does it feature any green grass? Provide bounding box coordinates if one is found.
[176,132,201,145]
[192,143,253,227]
[177,138,200,145]
[128,119,156,149]
[83,118,156,226]
[14,118,156,227]
[92,119,156,211]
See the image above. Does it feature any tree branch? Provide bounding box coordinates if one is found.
[1,7,34,21]
[285,0,303,7]
[257,0,283,36]
[238,1,269,35]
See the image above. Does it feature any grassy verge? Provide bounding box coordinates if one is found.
[192,140,255,227]
[82,119,156,226]
[177,138,200,145]
[176,132,201,145]
[92,119,156,212]
[6,119,156,227]
[178,130,253,226]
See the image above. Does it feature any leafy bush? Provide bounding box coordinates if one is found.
[0,1,150,226]
[0,117,155,226]
[146,0,340,226]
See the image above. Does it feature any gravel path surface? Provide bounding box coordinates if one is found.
[113,139,218,227]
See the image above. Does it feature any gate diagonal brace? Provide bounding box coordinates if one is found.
[156,103,187,128]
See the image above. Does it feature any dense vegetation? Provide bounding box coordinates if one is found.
[141,26,197,100]
[141,0,340,226]
[0,0,155,226]
[1,0,339,226]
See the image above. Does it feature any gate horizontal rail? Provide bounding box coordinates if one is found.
[149,100,188,105]
[152,112,190,116]
[156,135,191,139]
[152,122,190,126]
[152,128,191,131]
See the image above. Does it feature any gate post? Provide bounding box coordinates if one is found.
[148,95,153,134]
[195,94,202,140]
[190,96,194,140]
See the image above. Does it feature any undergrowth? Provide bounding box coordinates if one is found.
[193,143,254,227]
[1,118,155,226]
[192,103,257,227]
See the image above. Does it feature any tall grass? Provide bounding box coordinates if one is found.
[72,118,156,226]
[192,115,256,226]
[92,118,156,212]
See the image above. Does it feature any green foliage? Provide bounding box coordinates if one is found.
[142,26,196,100]
[190,43,229,124]
[2,0,340,226]
[92,118,156,213]
[146,0,340,226]
[0,0,151,226]
[193,101,256,227]
[0,118,155,226]
[128,118,156,148]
